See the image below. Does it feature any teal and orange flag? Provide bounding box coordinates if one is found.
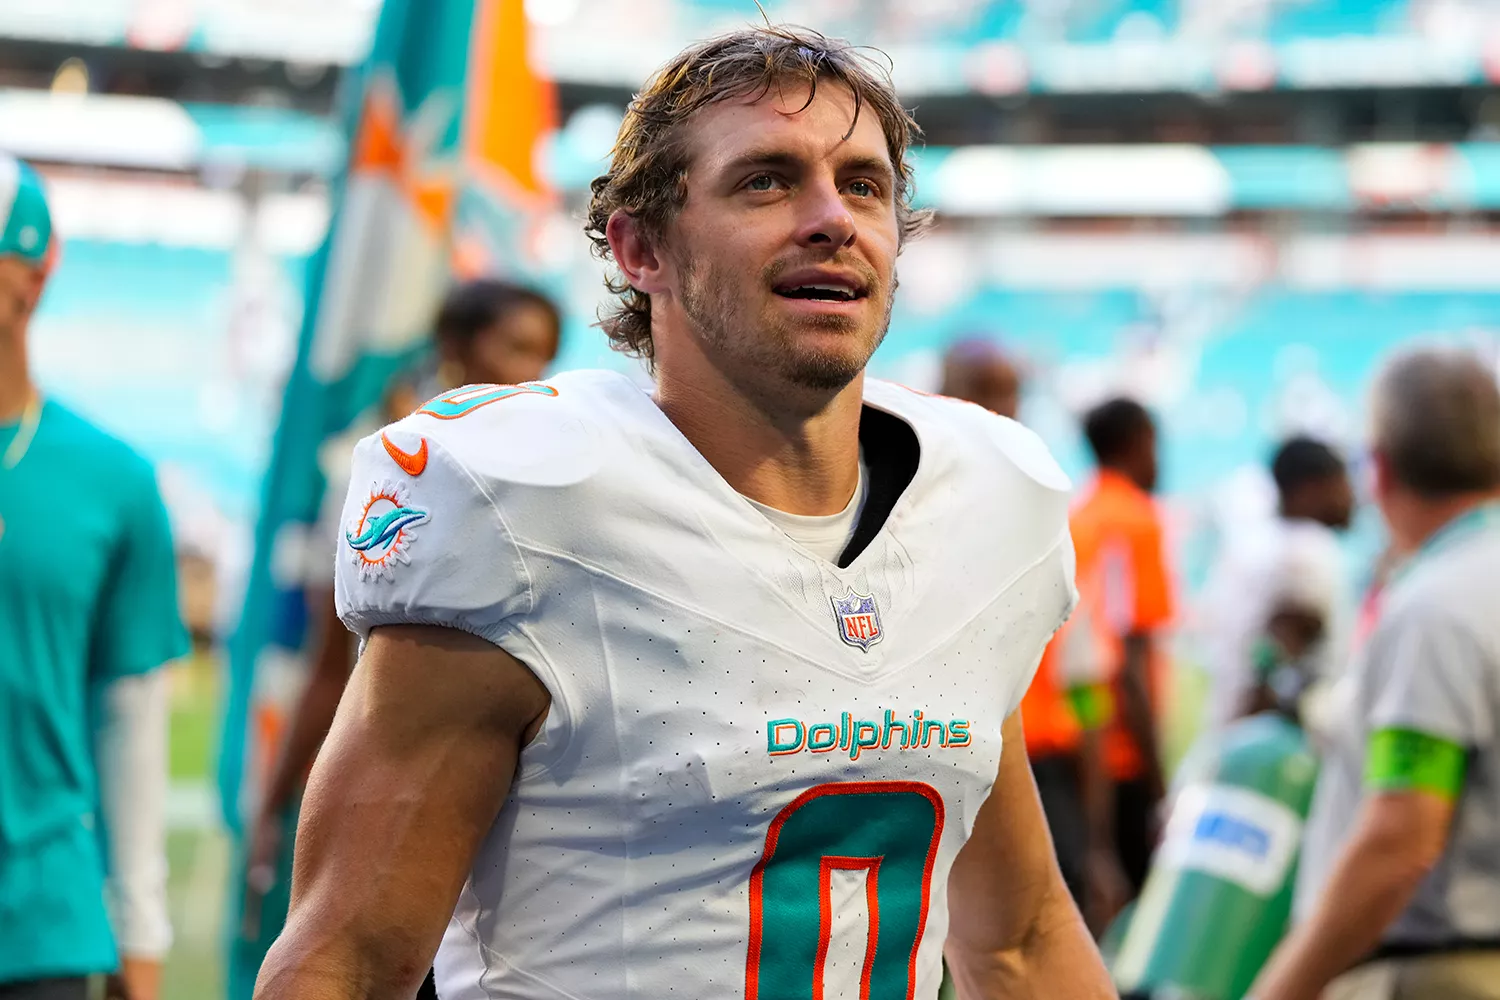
[220,0,556,829]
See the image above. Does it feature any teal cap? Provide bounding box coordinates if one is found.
[0,154,54,267]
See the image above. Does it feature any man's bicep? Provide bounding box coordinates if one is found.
[1366,728,1468,800]
[283,625,550,982]
[1368,612,1493,748]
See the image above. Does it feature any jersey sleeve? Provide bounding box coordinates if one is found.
[90,462,189,681]
[1003,523,1080,722]
[1364,608,1494,761]
[334,429,533,642]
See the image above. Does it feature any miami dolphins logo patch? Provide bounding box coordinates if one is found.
[346,480,430,582]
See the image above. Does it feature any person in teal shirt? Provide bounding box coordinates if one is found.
[0,155,188,1000]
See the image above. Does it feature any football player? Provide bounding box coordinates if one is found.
[256,26,1112,1000]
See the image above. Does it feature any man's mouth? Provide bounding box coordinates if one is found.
[772,277,869,303]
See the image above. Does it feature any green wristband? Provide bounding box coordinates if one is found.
[1365,727,1467,800]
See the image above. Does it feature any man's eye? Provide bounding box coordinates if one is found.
[848,180,878,198]
[746,174,777,192]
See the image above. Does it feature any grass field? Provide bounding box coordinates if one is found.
[163,654,229,1000]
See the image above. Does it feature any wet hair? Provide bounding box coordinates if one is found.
[584,24,930,366]
[1083,397,1154,466]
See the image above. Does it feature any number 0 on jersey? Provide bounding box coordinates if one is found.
[746,782,945,1000]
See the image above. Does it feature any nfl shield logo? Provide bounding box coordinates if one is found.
[831,588,884,651]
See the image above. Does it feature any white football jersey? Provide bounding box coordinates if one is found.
[335,369,1077,1000]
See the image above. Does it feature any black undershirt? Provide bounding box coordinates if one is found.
[837,406,921,568]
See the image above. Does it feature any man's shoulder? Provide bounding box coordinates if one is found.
[46,401,150,468]
[1274,518,1345,573]
[370,370,640,494]
[1384,528,1500,640]
[862,380,1072,497]
[44,401,161,502]
[1077,474,1160,538]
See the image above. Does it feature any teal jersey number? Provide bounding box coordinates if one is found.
[747,781,945,1000]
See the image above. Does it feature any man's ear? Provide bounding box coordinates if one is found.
[22,264,46,313]
[1370,448,1389,486]
[605,210,670,295]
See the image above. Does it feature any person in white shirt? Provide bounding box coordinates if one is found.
[1254,349,1500,1000]
[1200,436,1354,732]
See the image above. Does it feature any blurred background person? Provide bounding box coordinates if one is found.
[234,279,560,1000]
[938,335,1118,920]
[940,338,1120,922]
[1075,398,1174,902]
[1199,436,1355,732]
[1255,348,1500,1000]
[0,155,187,1000]
[939,338,1023,420]
[1029,396,1173,930]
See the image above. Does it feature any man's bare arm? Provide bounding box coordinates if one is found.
[944,711,1114,999]
[253,624,550,1000]
[1251,791,1453,1000]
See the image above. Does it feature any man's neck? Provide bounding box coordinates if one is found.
[0,348,33,424]
[654,354,864,517]
[1400,490,1500,554]
[1099,463,1143,493]
[1278,503,1317,525]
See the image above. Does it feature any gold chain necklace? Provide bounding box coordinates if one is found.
[2,393,42,471]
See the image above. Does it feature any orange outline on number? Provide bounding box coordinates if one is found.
[813,856,882,1000]
[744,780,945,1000]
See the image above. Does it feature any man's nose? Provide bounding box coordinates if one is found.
[793,179,856,250]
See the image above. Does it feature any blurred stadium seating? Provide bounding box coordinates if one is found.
[6,0,1500,90]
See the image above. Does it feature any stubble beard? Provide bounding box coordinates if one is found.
[676,252,895,396]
